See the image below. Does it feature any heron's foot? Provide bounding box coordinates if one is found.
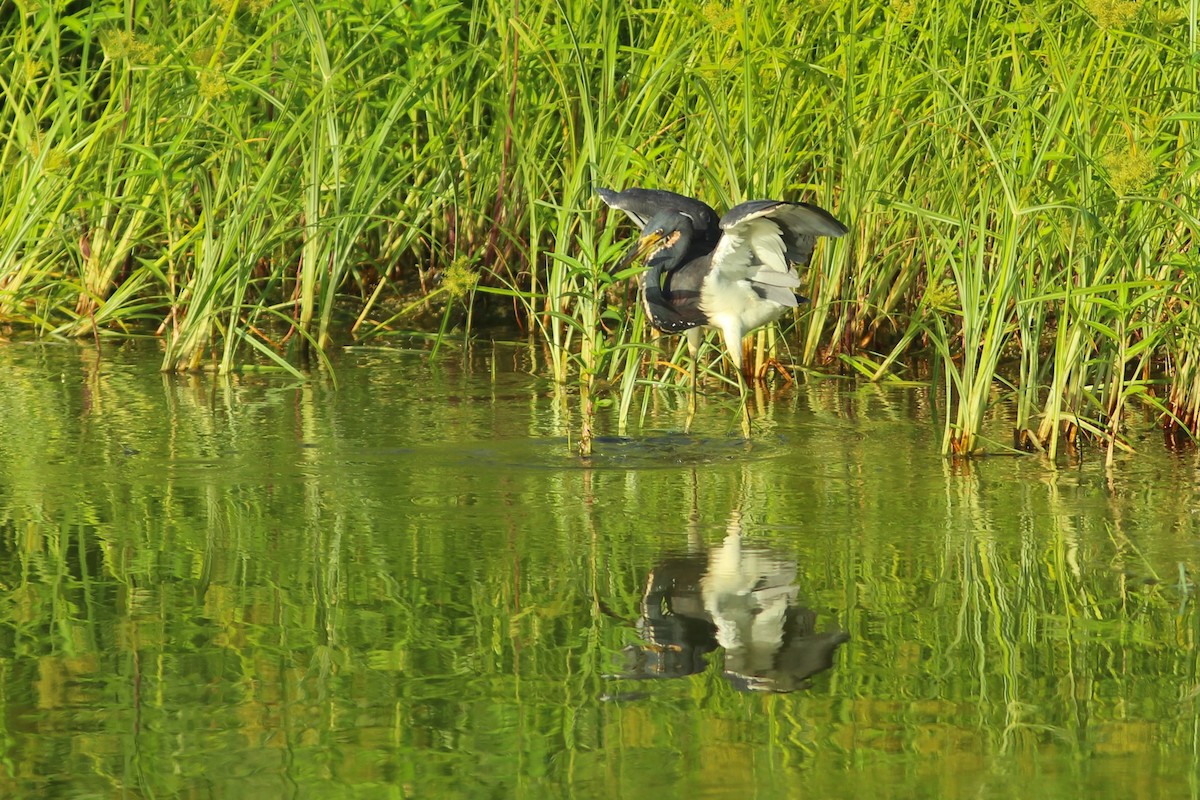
[755,358,795,385]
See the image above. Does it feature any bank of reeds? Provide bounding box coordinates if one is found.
[1,0,1197,457]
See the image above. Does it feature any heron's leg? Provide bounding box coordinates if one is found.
[685,328,703,433]
[719,325,752,438]
[736,369,752,438]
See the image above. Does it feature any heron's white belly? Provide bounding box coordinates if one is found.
[701,277,787,336]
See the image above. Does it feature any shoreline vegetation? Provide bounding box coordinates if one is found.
[1,0,1197,458]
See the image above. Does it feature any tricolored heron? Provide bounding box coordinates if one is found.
[598,186,848,435]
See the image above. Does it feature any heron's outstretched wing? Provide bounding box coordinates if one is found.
[595,187,721,235]
[711,200,848,306]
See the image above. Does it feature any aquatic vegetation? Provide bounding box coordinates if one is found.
[0,0,1197,457]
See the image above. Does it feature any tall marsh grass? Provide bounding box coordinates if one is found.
[0,0,1197,457]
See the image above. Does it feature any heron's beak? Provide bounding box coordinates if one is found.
[614,231,665,272]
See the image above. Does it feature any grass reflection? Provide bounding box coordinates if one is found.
[0,343,1198,797]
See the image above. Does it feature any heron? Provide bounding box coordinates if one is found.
[597,186,848,436]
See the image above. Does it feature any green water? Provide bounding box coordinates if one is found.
[1,340,1198,799]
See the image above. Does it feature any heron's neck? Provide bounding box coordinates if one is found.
[639,250,683,312]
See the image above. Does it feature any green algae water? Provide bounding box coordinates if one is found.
[1,340,1198,798]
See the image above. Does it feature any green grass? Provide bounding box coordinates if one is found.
[0,0,1198,456]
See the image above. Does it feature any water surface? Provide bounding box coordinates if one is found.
[1,340,1198,798]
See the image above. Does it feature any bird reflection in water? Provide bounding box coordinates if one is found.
[618,511,848,693]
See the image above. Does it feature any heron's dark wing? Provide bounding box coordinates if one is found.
[596,187,721,235]
[711,201,848,306]
[722,200,847,239]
